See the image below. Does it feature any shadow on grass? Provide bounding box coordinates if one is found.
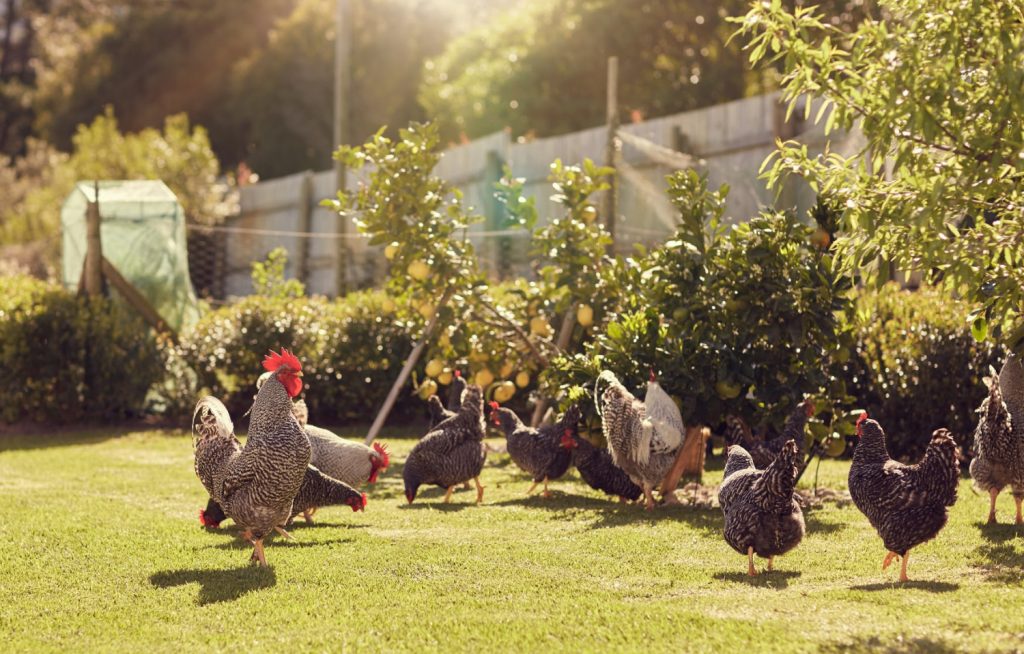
[149,565,276,605]
[712,570,801,589]
[976,520,1023,543]
[209,536,355,551]
[820,635,961,653]
[804,511,848,536]
[848,580,959,593]
[0,424,179,452]
[972,521,1024,582]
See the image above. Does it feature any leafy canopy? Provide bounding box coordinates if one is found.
[736,0,1024,351]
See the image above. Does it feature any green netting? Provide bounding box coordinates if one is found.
[61,180,200,333]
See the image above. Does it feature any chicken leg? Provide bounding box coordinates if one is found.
[525,481,540,496]
[474,476,485,504]
[900,552,910,583]
[302,509,315,524]
[882,550,908,582]
[250,539,268,567]
[988,488,999,524]
[642,484,657,511]
[274,526,294,541]
[1015,495,1023,525]
[541,477,551,499]
[767,556,774,572]
[443,485,456,503]
[747,546,757,576]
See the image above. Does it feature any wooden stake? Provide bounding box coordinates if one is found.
[660,426,710,497]
[602,56,619,249]
[364,287,453,444]
[101,256,177,343]
[530,302,578,427]
[82,184,104,297]
[296,170,314,284]
[333,0,352,296]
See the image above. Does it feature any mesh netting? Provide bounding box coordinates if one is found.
[61,180,200,333]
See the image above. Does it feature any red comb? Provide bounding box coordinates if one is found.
[353,493,367,512]
[198,509,220,529]
[649,368,656,382]
[455,370,462,378]
[856,411,868,426]
[373,442,390,469]
[263,348,302,373]
[489,401,499,409]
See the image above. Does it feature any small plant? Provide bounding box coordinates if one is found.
[250,247,305,299]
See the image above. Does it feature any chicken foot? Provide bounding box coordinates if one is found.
[525,481,539,495]
[443,486,456,503]
[474,476,485,505]
[988,488,999,524]
[642,484,657,511]
[303,507,318,524]
[274,526,295,541]
[882,550,909,582]
[250,539,268,567]
[747,546,757,576]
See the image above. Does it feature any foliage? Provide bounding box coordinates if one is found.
[737,0,1024,352]
[420,0,752,141]
[0,274,161,423]
[177,290,416,423]
[842,283,1005,460]
[1,108,231,267]
[250,247,305,300]
[549,170,853,435]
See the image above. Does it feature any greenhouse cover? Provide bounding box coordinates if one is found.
[61,180,199,333]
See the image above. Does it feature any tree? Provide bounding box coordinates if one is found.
[737,0,1024,352]
[419,0,754,141]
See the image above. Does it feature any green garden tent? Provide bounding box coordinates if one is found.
[61,180,200,332]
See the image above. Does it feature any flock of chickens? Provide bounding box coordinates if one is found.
[190,348,1024,584]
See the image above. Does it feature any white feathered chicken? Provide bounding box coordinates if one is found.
[597,369,685,510]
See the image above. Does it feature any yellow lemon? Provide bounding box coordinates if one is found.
[425,359,445,378]
[580,205,598,224]
[384,243,400,260]
[475,368,494,388]
[407,260,430,281]
[499,361,515,378]
[715,380,742,400]
[576,304,594,327]
[494,381,516,403]
[417,379,438,399]
[418,302,435,320]
[515,371,530,388]
[437,369,453,386]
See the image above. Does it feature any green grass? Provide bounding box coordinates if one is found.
[2,427,1024,653]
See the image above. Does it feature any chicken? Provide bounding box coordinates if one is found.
[849,413,959,582]
[597,370,684,510]
[289,465,366,523]
[748,398,815,470]
[566,431,643,503]
[970,355,1024,524]
[193,349,310,567]
[403,383,487,504]
[489,403,581,497]
[718,441,805,576]
[306,426,390,488]
[257,370,308,427]
[427,372,467,429]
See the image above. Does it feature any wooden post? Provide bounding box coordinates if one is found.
[82,182,104,297]
[101,256,177,343]
[601,56,619,249]
[364,287,454,444]
[296,170,314,284]
[333,0,352,296]
[660,426,710,497]
[530,302,578,427]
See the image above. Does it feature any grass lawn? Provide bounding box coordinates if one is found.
[2,426,1024,653]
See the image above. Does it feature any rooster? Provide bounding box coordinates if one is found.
[566,431,643,503]
[489,403,581,497]
[404,383,487,504]
[427,371,467,430]
[970,355,1024,524]
[193,349,310,567]
[718,441,805,576]
[849,413,959,582]
[597,370,684,510]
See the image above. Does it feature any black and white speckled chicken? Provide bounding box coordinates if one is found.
[748,398,815,469]
[849,413,959,582]
[597,370,684,510]
[427,372,467,429]
[970,355,1024,524]
[192,349,310,566]
[718,440,805,576]
[404,383,487,504]
[567,431,643,503]
[288,465,366,523]
[489,403,581,497]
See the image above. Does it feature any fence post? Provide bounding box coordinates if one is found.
[483,149,508,277]
[296,170,314,284]
[82,182,104,297]
[601,56,619,250]
[333,0,352,296]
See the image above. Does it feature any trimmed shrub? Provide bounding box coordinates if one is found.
[0,274,162,423]
[178,290,417,423]
[842,283,1004,459]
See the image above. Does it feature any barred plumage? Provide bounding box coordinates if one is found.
[849,416,958,581]
[306,425,390,488]
[748,398,814,469]
[491,404,580,496]
[719,441,805,575]
[289,465,365,521]
[404,384,487,504]
[568,432,643,503]
[426,374,467,430]
[970,355,1024,524]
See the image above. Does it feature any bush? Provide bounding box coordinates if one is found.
[0,274,162,423]
[178,290,417,423]
[842,283,1004,459]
